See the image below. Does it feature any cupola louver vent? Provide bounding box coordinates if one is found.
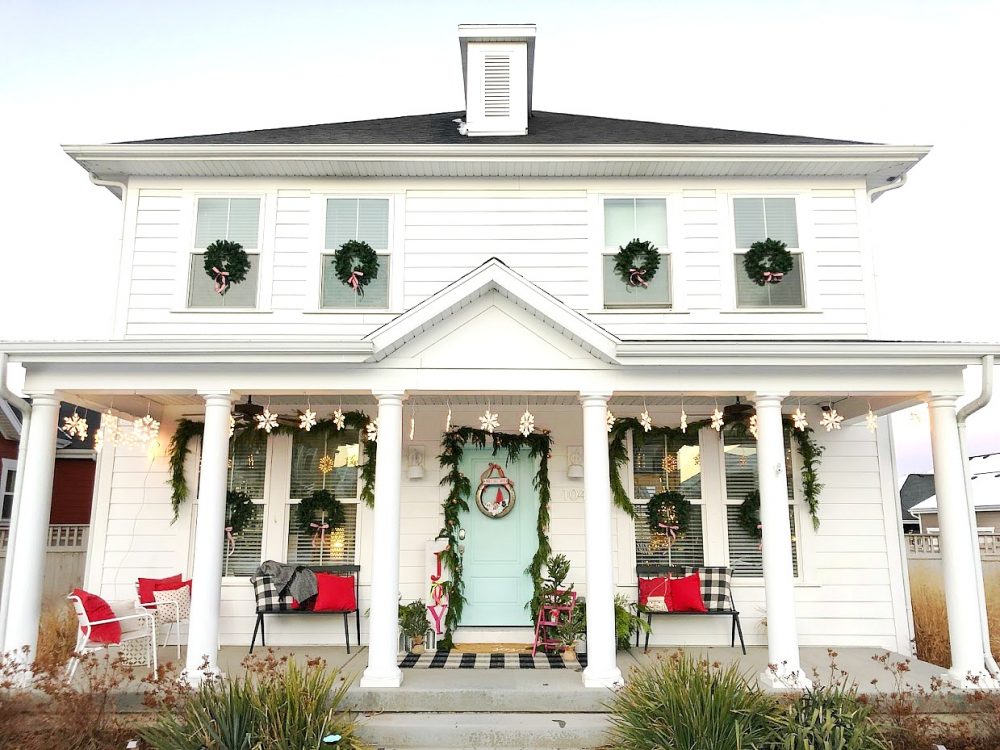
[483,54,511,118]
[459,25,534,137]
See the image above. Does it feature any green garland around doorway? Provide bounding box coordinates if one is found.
[437,426,553,648]
[167,410,377,522]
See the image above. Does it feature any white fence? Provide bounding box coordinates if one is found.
[905,533,1000,560]
[0,524,89,603]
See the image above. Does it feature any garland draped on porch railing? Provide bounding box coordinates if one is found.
[437,427,552,648]
[608,414,824,529]
[167,411,376,521]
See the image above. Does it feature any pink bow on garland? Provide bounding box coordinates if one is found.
[224,526,236,557]
[213,266,230,295]
[347,270,364,295]
[310,521,330,549]
[762,271,784,284]
[757,523,763,551]
[628,268,649,288]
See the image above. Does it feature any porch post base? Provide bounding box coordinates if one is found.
[758,667,812,691]
[941,670,1000,690]
[360,668,404,688]
[582,665,623,689]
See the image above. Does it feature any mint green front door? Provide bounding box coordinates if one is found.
[459,449,538,626]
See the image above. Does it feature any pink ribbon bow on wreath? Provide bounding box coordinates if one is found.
[628,268,649,288]
[762,271,784,284]
[658,522,679,542]
[224,526,236,556]
[213,267,230,295]
[310,521,330,549]
[757,523,763,551]
[347,270,364,296]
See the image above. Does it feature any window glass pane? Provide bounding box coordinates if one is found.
[223,505,264,577]
[357,199,389,249]
[603,254,670,308]
[634,199,667,247]
[734,197,798,248]
[194,198,260,249]
[225,437,267,499]
[325,198,389,250]
[194,198,229,248]
[287,504,358,566]
[604,199,635,247]
[206,437,268,578]
[734,254,804,308]
[726,505,798,578]
[3,470,14,492]
[733,198,766,248]
[321,254,390,308]
[289,429,360,501]
[188,253,259,307]
[632,432,701,501]
[227,198,261,249]
[636,503,704,567]
[723,426,793,500]
[764,198,798,247]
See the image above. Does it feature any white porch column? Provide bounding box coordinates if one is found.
[579,392,624,689]
[361,390,405,688]
[927,394,997,687]
[184,392,232,682]
[753,393,810,689]
[1,395,60,663]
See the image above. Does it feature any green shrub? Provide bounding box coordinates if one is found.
[768,683,889,750]
[607,652,779,749]
[614,594,649,650]
[140,658,356,750]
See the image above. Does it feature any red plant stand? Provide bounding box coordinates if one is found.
[532,589,577,656]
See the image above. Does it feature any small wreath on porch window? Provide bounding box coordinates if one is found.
[225,489,255,536]
[647,490,692,539]
[203,240,251,295]
[333,239,379,296]
[743,238,793,286]
[296,488,346,529]
[613,239,661,288]
[738,490,762,540]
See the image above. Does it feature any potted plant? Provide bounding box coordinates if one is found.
[556,602,586,659]
[399,599,428,654]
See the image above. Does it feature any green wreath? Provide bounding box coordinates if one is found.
[743,238,794,286]
[296,488,346,529]
[647,490,692,536]
[738,490,762,539]
[613,239,661,288]
[203,240,251,295]
[225,489,255,536]
[333,240,379,295]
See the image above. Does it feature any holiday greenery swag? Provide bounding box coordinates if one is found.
[646,490,692,538]
[296,488,346,529]
[613,239,661,288]
[437,426,552,648]
[203,240,251,295]
[743,238,793,286]
[225,489,255,536]
[333,239,379,295]
[168,411,376,521]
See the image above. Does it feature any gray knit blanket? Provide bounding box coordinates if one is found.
[255,560,318,603]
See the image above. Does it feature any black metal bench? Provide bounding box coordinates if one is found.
[636,564,746,654]
[249,564,361,654]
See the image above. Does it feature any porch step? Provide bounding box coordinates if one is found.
[355,711,611,749]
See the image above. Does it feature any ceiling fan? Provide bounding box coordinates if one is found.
[722,396,755,421]
[181,395,297,426]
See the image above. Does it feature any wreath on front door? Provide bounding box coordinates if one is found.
[475,463,516,518]
[613,239,661,288]
[333,239,379,295]
[743,238,793,286]
[203,240,251,295]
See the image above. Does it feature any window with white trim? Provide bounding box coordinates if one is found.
[732,197,804,308]
[603,198,670,309]
[1,459,16,521]
[322,198,391,309]
[632,430,704,567]
[188,197,261,308]
[722,426,799,578]
[286,429,360,566]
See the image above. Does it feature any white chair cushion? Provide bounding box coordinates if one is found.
[109,599,146,633]
[153,586,191,620]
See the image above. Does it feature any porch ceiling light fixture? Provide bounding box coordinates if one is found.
[567,446,584,479]
[407,445,425,480]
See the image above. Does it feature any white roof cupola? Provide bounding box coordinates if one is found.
[458,24,535,137]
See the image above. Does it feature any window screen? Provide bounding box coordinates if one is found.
[602,254,671,308]
[188,253,259,308]
[733,197,798,248]
[325,198,389,250]
[604,198,667,248]
[195,198,261,249]
[734,254,804,308]
[321,254,390,308]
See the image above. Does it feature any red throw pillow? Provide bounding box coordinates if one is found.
[669,572,707,613]
[312,573,356,612]
[137,574,182,606]
[71,588,122,644]
[638,577,671,608]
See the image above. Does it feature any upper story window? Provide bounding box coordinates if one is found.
[187,197,262,308]
[602,198,670,309]
[322,198,391,309]
[1,459,15,521]
[732,197,804,308]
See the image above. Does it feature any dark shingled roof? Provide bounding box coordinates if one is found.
[900,474,936,521]
[121,111,867,146]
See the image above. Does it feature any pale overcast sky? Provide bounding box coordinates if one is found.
[0,0,997,480]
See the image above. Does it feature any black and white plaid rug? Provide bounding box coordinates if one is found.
[398,650,587,669]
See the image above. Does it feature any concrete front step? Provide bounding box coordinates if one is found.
[355,711,612,749]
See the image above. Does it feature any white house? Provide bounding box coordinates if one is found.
[1,23,996,690]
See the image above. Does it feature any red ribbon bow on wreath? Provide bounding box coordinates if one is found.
[628,267,649,288]
[224,526,236,556]
[310,521,330,549]
[762,271,784,284]
[212,267,230,295]
[347,270,364,295]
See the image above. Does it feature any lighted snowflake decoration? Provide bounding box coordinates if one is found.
[318,454,335,474]
[94,428,104,453]
[519,409,535,437]
[680,409,688,433]
[748,414,759,440]
[332,409,346,430]
[133,414,160,443]
[606,410,616,433]
[299,408,317,432]
[479,409,500,434]
[820,408,844,432]
[62,412,89,440]
[662,454,679,473]
[365,418,379,442]
[792,407,808,432]
[711,407,725,432]
[639,408,652,432]
[865,409,878,433]
[229,415,236,437]
[255,408,278,433]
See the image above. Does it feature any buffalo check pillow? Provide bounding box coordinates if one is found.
[250,576,295,613]
[682,566,733,612]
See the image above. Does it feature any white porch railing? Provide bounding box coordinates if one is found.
[0,524,89,551]
[906,533,1000,560]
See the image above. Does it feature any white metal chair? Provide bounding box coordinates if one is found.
[136,583,189,660]
[67,594,157,682]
